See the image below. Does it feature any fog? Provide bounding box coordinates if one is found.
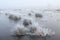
[0,0,60,40]
[0,0,60,9]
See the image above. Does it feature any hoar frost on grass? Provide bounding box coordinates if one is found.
[10,12,55,37]
[8,14,21,21]
[35,13,43,18]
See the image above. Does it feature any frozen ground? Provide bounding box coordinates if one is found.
[0,9,60,40]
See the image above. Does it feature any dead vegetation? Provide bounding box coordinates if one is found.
[35,13,43,18]
[23,19,32,27]
[8,14,21,21]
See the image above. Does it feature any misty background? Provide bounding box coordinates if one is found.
[0,0,60,9]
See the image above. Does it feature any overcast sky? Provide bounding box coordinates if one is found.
[0,0,60,9]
